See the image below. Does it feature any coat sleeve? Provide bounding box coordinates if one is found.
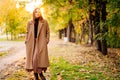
[25,21,30,44]
[46,20,50,44]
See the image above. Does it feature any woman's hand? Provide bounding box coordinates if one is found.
[25,41,27,44]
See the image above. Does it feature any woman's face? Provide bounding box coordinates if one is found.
[34,9,40,18]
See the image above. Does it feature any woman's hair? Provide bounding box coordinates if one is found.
[33,8,43,22]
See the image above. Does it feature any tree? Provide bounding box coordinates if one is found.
[101,0,107,55]
[106,0,120,48]
[0,0,30,40]
[94,0,101,51]
[43,0,88,32]
[88,0,94,45]
[43,0,120,55]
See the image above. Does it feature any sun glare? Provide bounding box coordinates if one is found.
[25,0,43,13]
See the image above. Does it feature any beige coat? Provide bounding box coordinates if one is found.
[25,19,50,70]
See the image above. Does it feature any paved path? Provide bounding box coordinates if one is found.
[0,38,62,72]
[0,41,26,72]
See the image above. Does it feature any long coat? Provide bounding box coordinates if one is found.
[25,19,50,70]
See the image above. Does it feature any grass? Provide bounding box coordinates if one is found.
[50,57,118,80]
[0,52,8,57]
[7,70,27,80]
[1,36,120,80]
[0,37,25,42]
[2,57,120,80]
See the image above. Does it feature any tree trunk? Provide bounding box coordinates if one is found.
[88,18,93,45]
[94,0,101,51]
[80,23,85,43]
[67,23,70,42]
[59,30,62,39]
[88,0,93,45]
[67,18,72,42]
[64,28,67,37]
[6,29,9,40]
[73,29,76,42]
[101,0,107,55]
[11,32,13,40]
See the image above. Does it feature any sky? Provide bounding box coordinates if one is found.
[25,0,43,13]
[16,0,43,13]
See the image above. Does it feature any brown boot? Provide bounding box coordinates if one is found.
[39,72,46,80]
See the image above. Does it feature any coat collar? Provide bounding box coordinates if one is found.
[31,20,44,38]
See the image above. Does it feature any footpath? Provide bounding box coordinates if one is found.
[0,36,120,80]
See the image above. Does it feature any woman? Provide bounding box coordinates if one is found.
[25,8,50,80]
